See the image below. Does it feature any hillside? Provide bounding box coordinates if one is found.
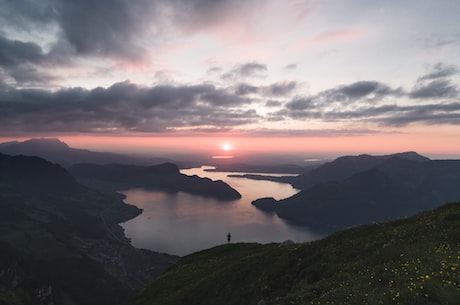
[126,202,460,305]
[0,153,177,305]
[267,151,431,189]
[252,153,460,232]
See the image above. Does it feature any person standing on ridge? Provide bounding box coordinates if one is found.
[227,232,231,243]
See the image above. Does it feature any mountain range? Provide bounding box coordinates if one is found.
[252,152,460,232]
[0,153,177,305]
[0,138,171,167]
[1,140,459,304]
[68,162,241,200]
[0,138,241,200]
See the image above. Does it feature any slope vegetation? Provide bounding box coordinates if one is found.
[127,202,460,305]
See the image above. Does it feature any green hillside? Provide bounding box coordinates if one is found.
[127,202,460,305]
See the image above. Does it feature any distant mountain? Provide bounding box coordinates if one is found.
[0,138,171,166]
[68,162,242,200]
[125,202,460,305]
[0,152,85,196]
[253,153,460,232]
[0,153,177,305]
[286,151,430,189]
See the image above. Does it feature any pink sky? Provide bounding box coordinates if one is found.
[1,1,460,159]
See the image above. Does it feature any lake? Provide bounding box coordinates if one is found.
[120,166,320,256]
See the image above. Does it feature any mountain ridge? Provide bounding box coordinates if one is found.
[0,153,178,305]
[252,153,460,232]
[68,162,242,200]
[0,138,171,166]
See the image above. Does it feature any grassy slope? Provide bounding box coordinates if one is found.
[128,202,460,305]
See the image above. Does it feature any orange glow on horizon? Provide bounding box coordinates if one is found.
[1,127,460,159]
[211,156,233,159]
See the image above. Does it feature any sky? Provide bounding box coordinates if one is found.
[1,0,460,158]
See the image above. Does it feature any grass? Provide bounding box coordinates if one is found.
[127,202,460,305]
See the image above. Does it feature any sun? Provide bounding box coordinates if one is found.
[221,143,233,151]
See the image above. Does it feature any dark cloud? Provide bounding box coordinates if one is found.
[222,62,268,80]
[265,100,282,107]
[0,0,55,30]
[322,81,401,103]
[235,83,259,95]
[1,0,261,61]
[417,63,458,82]
[265,81,297,96]
[410,79,457,99]
[168,0,256,32]
[409,63,459,99]
[371,103,460,126]
[0,35,45,66]
[0,81,257,134]
[201,89,251,106]
[278,78,460,127]
[0,0,147,59]
[0,35,54,84]
[322,102,460,126]
[51,0,153,57]
[242,128,380,137]
[285,97,314,110]
[236,62,267,76]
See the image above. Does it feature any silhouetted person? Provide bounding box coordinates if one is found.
[227,232,231,243]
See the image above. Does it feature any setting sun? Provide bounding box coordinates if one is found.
[221,143,233,151]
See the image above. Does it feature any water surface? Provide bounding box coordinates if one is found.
[121,166,319,256]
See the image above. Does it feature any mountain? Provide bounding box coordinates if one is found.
[125,202,460,305]
[0,153,177,305]
[0,138,171,166]
[252,153,460,232]
[286,151,430,189]
[68,162,242,200]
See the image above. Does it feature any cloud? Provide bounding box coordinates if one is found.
[0,81,257,134]
[265,81,297,96]
[284,64,297,70]
[51,0,156,58]
[410,79,457,99]
[285,97,314,110]
[278,78,460,127]
[235,83,259,95]
[222,62,268,80]
[167,0,262,33]
[0,0,266,68]
[322,81,402,103]
[0,35,57,84]
[0,36,45,66]
[417,63,458,82]
[425,33,460,50]
[410,63,459,99]
[265,100,282,107]
[308,102,460,127]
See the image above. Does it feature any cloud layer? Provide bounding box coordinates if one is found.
[1,62,459,136]
[1,1,459,139]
